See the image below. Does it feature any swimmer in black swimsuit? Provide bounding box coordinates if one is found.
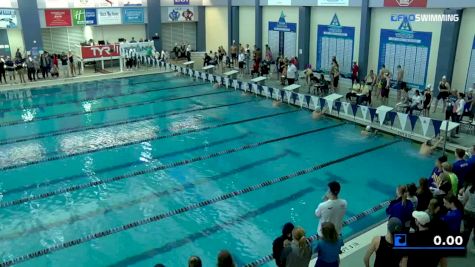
[433,75,451,113]
[422,84,432,117]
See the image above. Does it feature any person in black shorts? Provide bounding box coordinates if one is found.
[422,84,432,116]
[433,75,451,113]
[380,72,390,105]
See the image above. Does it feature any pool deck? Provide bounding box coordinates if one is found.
[0,60,472,152]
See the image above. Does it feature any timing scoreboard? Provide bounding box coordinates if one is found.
[393,233,466,256]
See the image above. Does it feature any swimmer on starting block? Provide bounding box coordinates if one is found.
[420,136,444,156]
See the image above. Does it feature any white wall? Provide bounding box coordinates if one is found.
[7,28,24,57]
[205,6,228,52]
[309,7,361,69]
[453,8,475,91]
[92,24,146,43]
[368,8,443,85]
[239,6,255,47]
[262,6,298,55]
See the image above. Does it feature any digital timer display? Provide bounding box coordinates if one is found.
[393,233,466,256]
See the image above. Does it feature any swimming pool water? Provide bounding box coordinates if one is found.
[0,72,438,266]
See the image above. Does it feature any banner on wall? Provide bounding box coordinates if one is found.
[45,0,70,8]
[317,0,349,6]
[81,44,121,59]
[120,41,154,57]
[384,0,427,7]
[267,0,291,5]
[123,8,144,24]
[174,0,189,5]
[268,11,297,59]
[316,14,355,76]
[45,9,72,27]
[97,8,121,25]
[96,0,120,7]
[122,0,144,6]
[168,7,194,22]
[72,8,97,25]
[378,18,432,89]
[0,9,17,28]
[465,36,475,90]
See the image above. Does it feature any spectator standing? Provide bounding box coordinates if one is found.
[365,69,376,91]
[330,58,340,92]
[5,56,15,81]
[461,181,475,252]
[15,48,22,60]
[186,44,191,61]
[407,183,418,209]
[422,85,432,116]
[217,250,236,267]
[428,155,447,187]
[396,65,405,102]
[386,185,414,231]
[15,57,26,83]
[282,227,311,267]
[351,61,359,86]
[272,222,294,267]
[453,148,470,191]
[68,51,76,77]
[33,56,40,80]
[0,56,6,83]
[442,194,464,234]
[230,41,238,66]
[453,93,466,134]
[433,75,451,113]
[380,73,390,105]
[442,162,458,195]
[26,56,35,81]
[286,62,297,85]
[364,217,403,267]
[315,181,347,237]
[377,64,390,99]
[416,178,433,211]
[238,51,245,77]
[312,222,343,267]
[60,53,69,78]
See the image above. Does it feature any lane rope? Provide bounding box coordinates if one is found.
[0,123,343,208]
[0,90,231,128]
[242,200,392,266]
[0,140,399,267]
[0,82,205,113]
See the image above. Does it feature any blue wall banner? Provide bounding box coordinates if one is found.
[168,7,194,22]
[174,0,190,5]
[123,8,144,24]
[268,11,297,59]
[316,14,355,76]
[0,9,17,29]
[465,36,475,90]
[377,18,432,89]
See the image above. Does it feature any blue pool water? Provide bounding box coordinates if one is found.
[0,72,438,266]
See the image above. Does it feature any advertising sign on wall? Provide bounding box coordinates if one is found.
[96,0,120,7]
[97,8,121,25]
[123,8,144,24]
[120,41,154,57]
[72,8,97,25]
[45,9,72,27]
[168,7,194,22]
[81,44,121,59]
[0,9,17,29]
[317,0,349,6]
[174,0,190,5]
[122,0,144,6]
[384,0,427,7]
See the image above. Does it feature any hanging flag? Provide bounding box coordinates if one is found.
[334,101,342,114]
[342,102,350,115]
[291,93,298,104]
[369,108,377,122]
[319,98,326,111]
[397,112,408,131]
[360,106,369,121]
[387,111,397,126]
[225,77,230,87]
[419,116,431,136]
[252,83,258,93]
[305,95,311,108]
[327,99,334,114]
[311,96,320,110]
[269,87,274,98]
[409,115,419,132]
[258,85,264,95]
[263,86,269,98]
[378,109,389,126]
[351,104,358,117]
[298,93,305,107]
[285,90,292,103]
[432,119,442,137]
[280,90,286,102]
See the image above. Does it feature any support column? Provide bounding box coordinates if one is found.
[255,0,262,50]
[146,0,162,51]
[358,0,371,81]
[298,6,310,69]
[435,9,463,93]
[196,6,206,51]
[231,6,240,46]
[17,0,43,54]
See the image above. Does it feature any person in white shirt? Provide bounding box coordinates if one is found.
[453,92,466,134]
[315,181,347,237]
[238,51,246,77]
[286,63,297,85]
[407,90,423,115]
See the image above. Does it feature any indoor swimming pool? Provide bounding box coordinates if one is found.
[0,72,438,266]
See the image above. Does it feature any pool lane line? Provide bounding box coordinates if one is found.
[0,81,205,113]
[0,72,173,99]
[0,108,300,171]
[0,122,341,208]
[243,200,392,267]
[0,98,261,146]
[0,139,400,267]
[108,187,316,267]
[0,90,232,128]
[0,150,292,242]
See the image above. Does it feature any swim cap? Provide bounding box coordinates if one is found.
[366,125,371,131]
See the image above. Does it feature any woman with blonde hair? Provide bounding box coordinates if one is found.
[386,185,414,231]
[313,222,344,267]
[282,227,311,267]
